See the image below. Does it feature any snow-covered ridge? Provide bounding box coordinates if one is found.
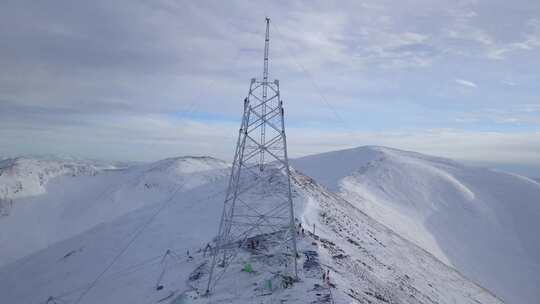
[0,157,105,201]
[131,156,230,192]
[292,146,540,303]
[0,162,502,304]
[0,155,230,267]
[292,170,502,304]
[0,155,228,207]
[145,156,230,174]
[0,147,533,302]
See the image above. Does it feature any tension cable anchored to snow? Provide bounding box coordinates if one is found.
[70,186,227,304]
[39,246,207,304]
[155,249,183,291]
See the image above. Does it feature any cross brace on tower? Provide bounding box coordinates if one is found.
[205,18,298,294]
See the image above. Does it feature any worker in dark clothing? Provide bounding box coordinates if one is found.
[326,270,330,284]
[203,243,211,257]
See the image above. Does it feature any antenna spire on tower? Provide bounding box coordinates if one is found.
[259,17,271,171]
[263,17,270,82]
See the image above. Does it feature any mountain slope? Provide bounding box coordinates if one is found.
[0,166,501,304]
[292,146,540,303]
[295,172,501,304]
[0,157,107,203]
[0,156,229,267]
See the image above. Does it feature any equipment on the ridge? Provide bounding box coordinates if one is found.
[242,263,254,273]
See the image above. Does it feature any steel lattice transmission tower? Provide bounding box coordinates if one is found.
[205,18,298,294]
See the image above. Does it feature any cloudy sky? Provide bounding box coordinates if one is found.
[1,0,539,175]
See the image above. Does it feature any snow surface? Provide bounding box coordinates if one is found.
[292,146,540,303]
[0,156,229,267]
[0,157,501,304]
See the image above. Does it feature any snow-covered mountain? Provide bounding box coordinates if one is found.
[0,163,501,304]
[292,146,540,304]
[0,156,229,267]
[0,157,106,201]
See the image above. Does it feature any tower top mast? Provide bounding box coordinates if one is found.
[259,17,271,171]
[263,17,270,83]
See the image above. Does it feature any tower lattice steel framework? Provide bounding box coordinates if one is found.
[205,18,298,294]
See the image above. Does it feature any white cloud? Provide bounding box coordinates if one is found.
[1,0,540,172]
[446,27,494,46]
[455,104,540,125]
[485,18,540,59]
[455,78,477,88]
[501,79,517,86]
[2,110,538,168]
